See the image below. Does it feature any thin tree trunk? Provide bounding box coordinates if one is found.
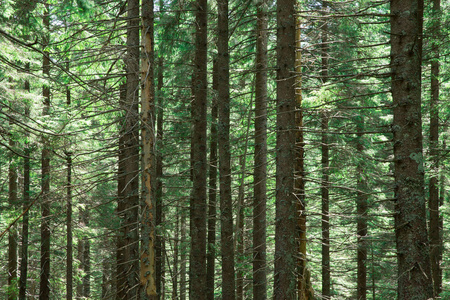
[19,65,31,300]
[274,0,297,298]
[190,0,208,298]
[390,0,433,297]
[429,0,441,295]
[172,212,179,300]
[8,101,18,300]
[155,57,164,300]
[180,212,187,300]
[66,152,73,300]
[207,59,218,300]
[356,117,368,300]
[296,13,313,300]
[217,0,235,298]
[117,84,127,300]
[141,0,157,297]
[77,236,84,298]
[253,1,268,298]
[321,112,330,300]
[40,2,51,298]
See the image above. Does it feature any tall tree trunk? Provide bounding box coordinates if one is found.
[320,6,330,297]
[119,0,141,297]
[429,0,441,295]
[390,0,433,297]
[253,1,268,298]
[40,2,51,298]
[155,57,164,300]
[207,59,218,300]
[82,212,91,298]
[180,212,187,300]
[66,152,73,300]
[321,112,330,300]
[296,13,313,300]
[356,117,368,300]
[19,65,31,300]
[140,0,157,298]
[8,102,18,300]
[217,0,235,298]
[274,0,297,298]
[190,0,208,298]
[117,83,127,300]
[77,236,84,298]
[172,212,179,300]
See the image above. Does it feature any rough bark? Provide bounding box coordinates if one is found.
[429,0,441,295]
[217,0,235,298]
[390,0,433,297]
[155,57,164,300]
[253,1,268,298]
[140,0,157,297]
[274,0,297,298]
[321,112,330,300]
[190,0,208,297]
[356,117,368,300]
[40,2,51,298]
[66,153,73,300]
[8,102,18,300]
[19,66,30,300]
[207,59,218,300]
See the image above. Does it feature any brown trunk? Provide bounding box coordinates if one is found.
[40,2,51,298]
[429,0,441,296]
[274,0,297,298]
[253,1,268,298]
[296,13,313,300]
[82,212,91,297]
[155,57,164,300]
[207,59,218,300]
[8,102,18,300]
[217,0,235,298]
[140,0,157,297]
[321,112,330,299]
[19,65,30,300]
[390,0,433,297]
[190,0,208,298]
[66,153,73,300]
[356,117,368,300]
[77,236,84,298]
[172,212,179,300]
[180,212,187,300]
[117,84,127,299]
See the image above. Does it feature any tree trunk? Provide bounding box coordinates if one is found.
[19,65,30,300]
[140,0,157,297]
[8,102,18,300]
[321,112,330,300]
[190,0,208,298]
[356,117,368,300]
[155,57,164,300]
[274,0,297,298]
[180,212,187,300]
[207,59,218,300]
[217,0,235,298]
[66,152,73,300]
[82,213,91,298]
[429,0,441,295]
[40,2,51,298]
[390,0,433,297]
[253,1,268,298]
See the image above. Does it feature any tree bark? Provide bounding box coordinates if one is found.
[190,0,208,298]
[217,0,235,298]
[356,117,368,300]
[8,101,18,300]
[390,0,433,297]
[274,0,297,298]
[140,0,157,298]
[253,1,268,298]
[207,59,218,300]
[66,153,73,300]
[19,65,30,300]
[321,112,330,300]
[429,0,441,295]
[40,2,51,298]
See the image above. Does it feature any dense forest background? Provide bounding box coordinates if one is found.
[0,0,449,299]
